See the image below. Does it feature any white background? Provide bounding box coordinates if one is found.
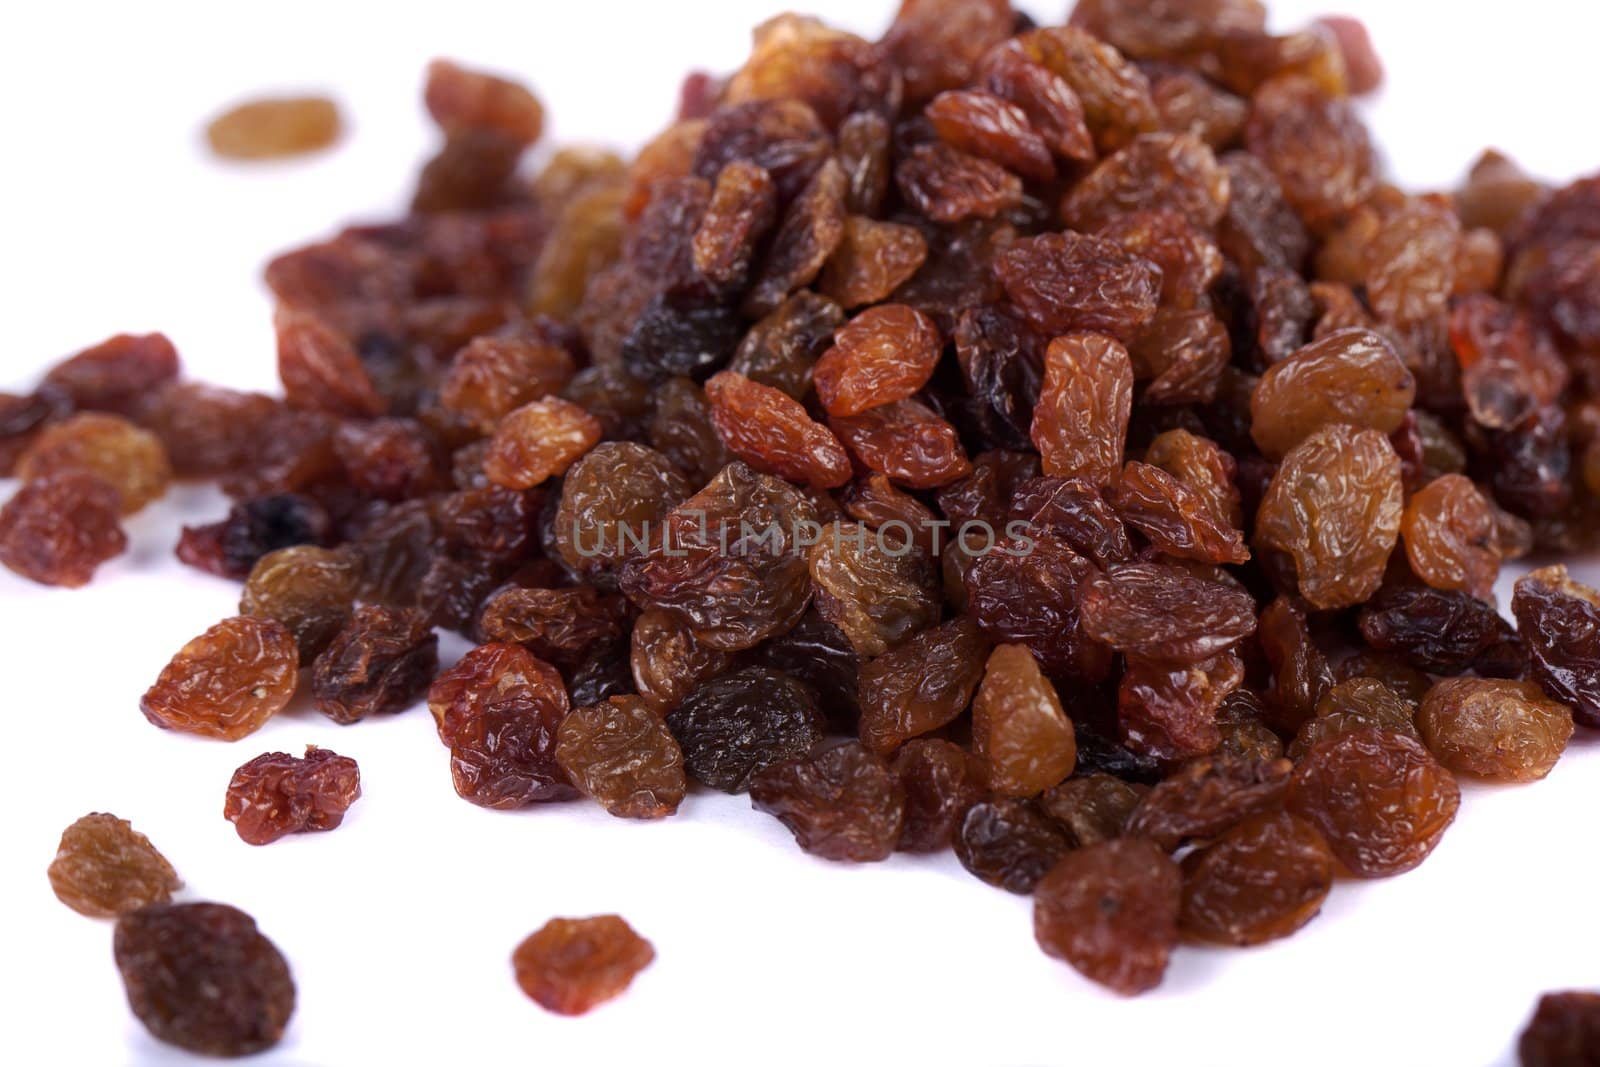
[2,2,1598,1064]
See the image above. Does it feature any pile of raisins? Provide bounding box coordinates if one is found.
[13,0,1600,1054]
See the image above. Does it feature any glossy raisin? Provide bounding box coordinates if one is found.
[310,606,438,724]
[141,617,298,740]
[556,697,687,819]
[224,746,362,845]
[954,796,1072,893]
[48,813,181,918]
[1033,838,1181,995]
[666,667,825,792]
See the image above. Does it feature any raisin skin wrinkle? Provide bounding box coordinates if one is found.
[310,606,439,725]
[141,616,299,741]
[223,746,361,846]
[555,697,687,820]
[1287,728,1459,878]
[17,411,173,514]
[1518,992,1600,1067]
[1179,811,1335,947]
[858,617,989,756]
[1417,678,1572,783]
[1248,329,1416,460]
[482,397,603,490]
[892,739,987,853]
[971,644,1076,797]
[48,813,181,918]
[1079,561,1257,666]
[114,902,295,1057]
[512,915,655,1017]
[996,233,1162,342]
[666,667,825,793]
[1254,424,1403,610]
[1033,838,1182,996]
[450,694,580,809]
[750,742,906,862]
[1513,565,1600,728]
[813,304,942,418]
[705,370,852,489]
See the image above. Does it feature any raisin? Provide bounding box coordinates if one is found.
[1145,428,1244,529]
[440,335,575,433]
[17,412,171,514]
[1111,460,1249,564]
[1365,198,1460,326]
[977,41,1095,161]
[996,234,1162,342]
[965,533,1109,679]
[478,586,629,668]
[1062,132,1228,232]
[1149,68,1248,148]
[555,697,687,819]
[424,59,543,144]
[554,442,693,575]
[411,129,523,213]
[1359,581,1517,676]
[1080,561,1257,665]
[620,292,744,384]
[1179,811,1334,946]
[1287,728,1459,878]
[240,546,359,664]
[971,644,1076,796]
[1399,474,1500,599]
[1010,28,1158,153]
[1008,476,1132,568]
[926,88,1054,181]
[954,796,1073,893]
[882,0,1015,102]
[1029,332,1135,487]
[843,473,941,556]
[44,333,180,414]
[1417,678,1573,783]
[813,304,941,417]
[1255,424,1403,610]
[728,290,844,399]
[666,667,825,792]
[704,371,852,489]
[512,915,654,1016]
[0,472,126,587]
[892,738,988,853]
[1099,211,1223,312]
[630,609,732,713]
[1518,992,1600,1067]
[816,216,929,310]
[450,688,579,808]
[274,309,385,418]
[1039,774,1145,847]
[1033,838,1181,995]
[141,616,298,740]
[1244,76,1377,232]
[648,377,732,484]
[619,463,818,651]
[1118,651,1243,761]
[806,521,939,657]
[428,642,568,746]
[722,14,876,129]
[1289,677,1418,759]
[224,746,362,845]
[744,610,863,730]
[1513,565,1600,728]
[744,156,848,316]
[831,398,974,488]
[482,397,603,490]
[530,182,627,319]
[179,493,333,581]
[311,606,438,724]
[751,742,905,861]
[48,813,181,918]
[858,618,988,755]
[692,99,830,202]
[692,160,778,289]
[1125,755,1293,852]
[1249,329,1416,459]
[207,95,341,159]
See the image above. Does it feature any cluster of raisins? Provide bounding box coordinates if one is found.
[13,0,1600,1051]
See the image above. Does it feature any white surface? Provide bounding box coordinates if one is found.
[2,2,1598,1064]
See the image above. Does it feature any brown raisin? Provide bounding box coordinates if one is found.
[428,642,568,746]
[751,742,906,862]
[1249,329,1416,459]
[0,472,127,587]
[1417,678,1573,783]
[482,397,603,490]
[996,234,1162,341]
[224,746,361,845]
[1512,565,1600,728]
[1179,811,1334,946]
[705,371,851,489]
[141,617,298,740]
[831,398,974,488]
[1033,838,1181,995]
[555,697,687,819]
[813,304,942,417]
[512,915,654,1016]
[892,738,988,853]
[1125,755,1293,852]
[310,606,438,724]
[955,796,1073,893]
[1039,774,1145,847]
[48,813,181,918]
[1400,474,1500,600]
[971,644,1076,796]
[1031,332,1135,486]
[666,667,825,792]
[207,95,341,159]
[1518,992,1600,1067]
[17,412,171,514]
[858,618,988,755]
[1081,561,1257,665]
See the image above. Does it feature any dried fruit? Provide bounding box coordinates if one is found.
[1287,728,1459,877]
[1039,774,1144,847]
[751,742,905,861]
[512,915,654,1016]
[1031,333,1135,486]
[207,95,340,159]
[1033,838,1181,995]
[996,234,1162,342]
[806,521,939,657]
[17,412,171,513]
[954,796,1072,893]
[1179,812,1334,946]
[1080,562,1257,665]
[1249,329,1416,459]
[114,903,295,1056]
[482,397,602,490]
[813,304,941,417]
[971,644,1076,797]
[1417,678,1572,782]
[310,606,438,724]
[48,813,181,918]
[224,746,362,845]
[667,667,825,792]
[1125,755,1293,852]
[141,616,298,740]
[858,618,988,755]
[892,738,987,853]
[1513,565,1600,728]
[0,472,127,587]
[1518,992,1600,1067]
[1400,475,1500,599]
[556,697,687,819]
[705,371,852,489]
[1255,424,1403,610]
